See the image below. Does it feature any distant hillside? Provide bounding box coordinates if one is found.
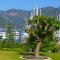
[41,7,60,17]
[0,7,60,30]
[0,9,31,29]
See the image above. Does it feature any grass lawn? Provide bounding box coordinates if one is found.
[48,53,60,60]
[0,51,25,60]
[0,51,60,60]
[42,52,60,60]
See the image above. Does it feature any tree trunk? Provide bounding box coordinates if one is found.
[35,41,42,57]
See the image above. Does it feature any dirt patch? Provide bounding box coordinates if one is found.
[23,55,51,60]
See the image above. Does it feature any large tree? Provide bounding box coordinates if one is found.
[26,15,60,57]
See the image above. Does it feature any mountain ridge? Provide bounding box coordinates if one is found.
[0,7,60,30]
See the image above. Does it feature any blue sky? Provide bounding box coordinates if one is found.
[0,0,60,10]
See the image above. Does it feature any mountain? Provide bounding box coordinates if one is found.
[41,7,60,17]
[0,7,60,30]
[0,9,31,30]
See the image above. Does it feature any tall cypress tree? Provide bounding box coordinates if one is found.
[6,23,14,48]
[0,36,2,48]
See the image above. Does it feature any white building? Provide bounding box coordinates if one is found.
[0,28,6,40]
[0,28,19,40]
[13,30,19,41]
[54,30,60,44]
[54,14,60,44]
[0,32,6,40]
[30,4,41,19]
[21,31,29,43]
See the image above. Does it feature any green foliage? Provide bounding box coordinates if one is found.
[41,36,54,52]
[27,15,60,41]
[27,35,36,51]
[16,44,29,55]
[1,48,13,51]
[14,42,20,48]
[2,39,8,48]
[0,36,2,48]
[19,52,35,55]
